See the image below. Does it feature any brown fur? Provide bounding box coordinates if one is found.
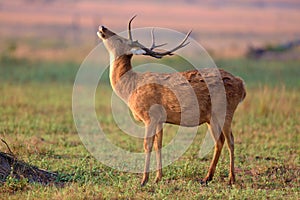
[111,55,246,185]
[99,25,246,186]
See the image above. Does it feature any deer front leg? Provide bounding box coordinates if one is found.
[141,124,156,186]
[154,123,163,183]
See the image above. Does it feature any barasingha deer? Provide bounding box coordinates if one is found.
[97,16,246,186]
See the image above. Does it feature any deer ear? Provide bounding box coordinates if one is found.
[130,48,146,55]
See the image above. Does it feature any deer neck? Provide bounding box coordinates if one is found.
[109,54,137,101]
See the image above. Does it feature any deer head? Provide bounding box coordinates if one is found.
[97,15,192,59]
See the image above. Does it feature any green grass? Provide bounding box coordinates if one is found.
[217,58,300,88]
[0,57,299,199]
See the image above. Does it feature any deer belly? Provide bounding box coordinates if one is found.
[165,110,206,127]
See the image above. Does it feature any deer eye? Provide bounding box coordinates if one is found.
[101,33,105,38]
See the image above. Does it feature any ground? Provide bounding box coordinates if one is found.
[0,57,299,199]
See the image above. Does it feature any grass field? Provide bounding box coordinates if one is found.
[0,56,299,199]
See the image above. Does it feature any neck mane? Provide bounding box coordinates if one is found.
[109,54,137,101]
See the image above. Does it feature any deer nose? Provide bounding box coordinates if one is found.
[99,26,107,32]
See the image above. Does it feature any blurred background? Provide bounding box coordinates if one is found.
[1,0,300,61]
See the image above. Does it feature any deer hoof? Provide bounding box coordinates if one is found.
[200,176,212,185]
[228,176,235,185]
[154,176,162,183]
[140,178,148,187]
[200,179,208,186]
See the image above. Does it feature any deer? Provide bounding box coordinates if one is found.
[97,16,246,186]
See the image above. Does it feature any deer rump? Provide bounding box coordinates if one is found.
[119,68,246,127]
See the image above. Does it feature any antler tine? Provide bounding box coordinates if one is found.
[161,30,192,55]
[128,15,137,41]
[150,28,167,50]
[141,30,192,58]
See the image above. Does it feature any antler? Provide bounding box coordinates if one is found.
[128,15,191,59]
[140,30,192,58]
[149,28,167,50]
[128,15,137,41]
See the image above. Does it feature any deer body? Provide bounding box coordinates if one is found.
[98,17,246,186]
[111,55,244,127]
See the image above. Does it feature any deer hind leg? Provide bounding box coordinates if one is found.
[154,123,163,183]
[141,122,156,186]
[202,121,225,184]
[222,121,235,185]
